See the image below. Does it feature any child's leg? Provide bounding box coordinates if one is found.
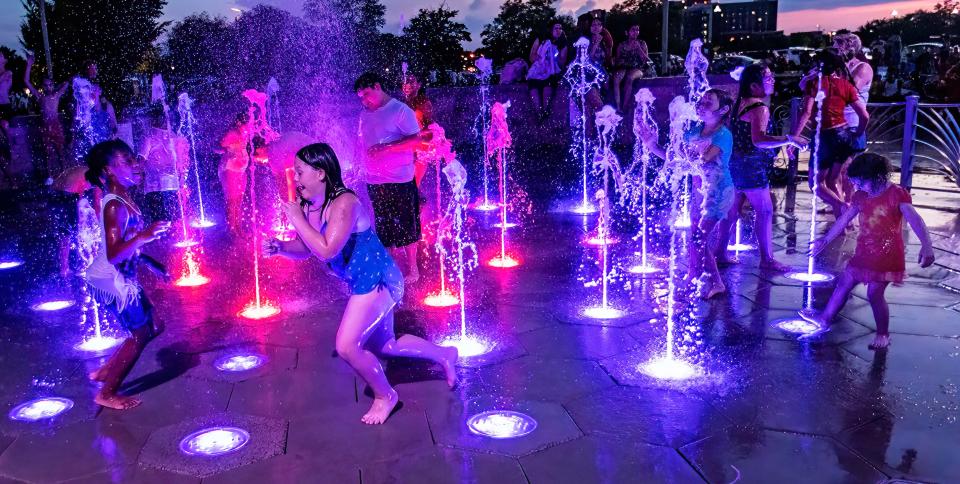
[715,192,745,263]
[93,323,154,410]
[374,310,458,388]
[699,217,725,298]
[800,271,857,326]
[866,281,891,349]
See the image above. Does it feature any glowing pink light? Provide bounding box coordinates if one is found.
[784,271,834,283]
[74,335,123,353]
[638,357,701,380]
[31,300,75,312]
[175,247,209,287]
[8,397,74,421]
[585,236,619,246]
[472,202,499,212]
[422,290,460,308]
[238,302,281,320]
[179,427,250,456]
[466,411,537,439]
[0,261,23,270]
[439,335,494,358]
[487,255,520,268]
[175,274,210,287]
[491,221,518,229]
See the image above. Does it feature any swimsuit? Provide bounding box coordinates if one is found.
[729,102,776,190]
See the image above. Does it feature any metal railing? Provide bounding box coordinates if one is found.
[788,95,960,191]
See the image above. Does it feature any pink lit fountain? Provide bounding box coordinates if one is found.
[485,102,520,269]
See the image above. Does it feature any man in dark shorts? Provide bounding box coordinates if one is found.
[355,72,428,283]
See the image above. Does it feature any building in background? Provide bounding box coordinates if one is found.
[682,0,780,47]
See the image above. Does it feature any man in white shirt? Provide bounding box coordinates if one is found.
[355,72,428,283]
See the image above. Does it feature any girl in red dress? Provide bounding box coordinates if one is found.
[799,153,936,349]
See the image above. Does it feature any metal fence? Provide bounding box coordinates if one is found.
[788,95,960,191]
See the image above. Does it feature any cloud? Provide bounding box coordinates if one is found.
[575,0,597,17]
[468,0,487,12]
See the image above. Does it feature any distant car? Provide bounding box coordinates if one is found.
[905,42,943,58]
[709,55,756,75]
[649,52,684,76]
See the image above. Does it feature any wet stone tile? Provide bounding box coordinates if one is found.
[851,282,960,308]
[520,435,703,483]
[474,355,615,403]
[227,368,357,419]
[361,448,527,484]
[98,377,233,430]
[681,429,887,483]
[516,325,640,360]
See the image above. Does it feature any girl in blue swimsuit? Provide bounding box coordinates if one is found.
[265,143,458,425]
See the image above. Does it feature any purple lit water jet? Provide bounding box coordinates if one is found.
[564,37,606,215]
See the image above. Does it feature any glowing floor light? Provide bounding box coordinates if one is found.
[31,300,76,312]
[422,290,460,308]
[774,317,822,335]
[628,264,660,275]
[784,271,834,283]
[238,302,281,320]
[214,354,267,372]
[727,242,755,251]
[191,219,216,229]
[487,255,520,268]
[175,273,210,287]
[173,240,199,248]
[582,306,625,320]
[440,335,494,358]
[8,397,74,421]
[472,202,499,212]
[585,236,618,246]
[491,221,518,229]
[570,202,597,215]
[466,410,537,439]
[0,261,23,270]
[74,336,123,353]
[179,427,250,456]
[638,357,701,381]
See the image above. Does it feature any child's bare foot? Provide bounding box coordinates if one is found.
[797,309,831,340]
[441,346,459,389]
[88,367,107,382]
[94,392,141,410]
[759,259,791,272]
[404,267,420,284]
[361,390,399,425]
[868,334,891,350]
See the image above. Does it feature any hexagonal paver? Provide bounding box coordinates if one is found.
[681,429,887,483]
[520,435,703,484]
[565,386,729,447]
[362,448,527,483]
[0,384,99,438]
[743,284,835,311]
[98,377,233,430]
[138,412,287,478]
[843,334,960,377]
[0,420,148,483]
[841,299,960,337]
[852,283,960,308]
[426,397,582,458]
[474,355,614,403]
[227,368,356,419]
[495,303,560,335]
[516,325,640,360]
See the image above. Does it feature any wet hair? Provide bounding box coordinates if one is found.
[705,88,734,122]
[84,139,135,190]
[847,152,892,187]
[354,72,384,92]
[734,62,769,116]
[294,143,351,210]
[815,48,853,83]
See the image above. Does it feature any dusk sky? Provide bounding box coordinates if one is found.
[0,0,938,52]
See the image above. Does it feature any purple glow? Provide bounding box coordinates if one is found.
[491,221,518,229]
[191,219,217,229]
[569,202,597,215]
[628,264,660,275]
[74,335,123,353]
[466,410,537,439]
[0,261,23,270]
[173,240,200,248]
[440,335,494,358]
[639,357,701,381]
[214,354,267,372]
[31,300,76,312]
[582,306,625,320]
[784,271,835,283]
[726,243,755,251]
[8,397,74,421]
[774,317,822,335]
[179,427,250,456]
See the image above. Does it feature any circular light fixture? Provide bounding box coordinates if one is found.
[439,335,494,358]
[466,410,537,439]
[582,306,625,319]
[784,271,835,283]
[774,317,822,335]
[179,427,250,456]
[238,302,281,320]
[422,291,460,308]
[31,300,76,312]
[638,357,701,381]
[214,354,267,372]
[8,397,74,421]
[74,335,123,353]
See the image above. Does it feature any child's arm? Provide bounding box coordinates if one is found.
[637,125,667,160]
[104,201,170,264]
[809,205,859,256]
[790,96,815,139]
[263,236,311,260]
[901,203,936,267]
[138,254,171,282]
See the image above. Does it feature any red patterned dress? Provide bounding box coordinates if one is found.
[847,183,911,283]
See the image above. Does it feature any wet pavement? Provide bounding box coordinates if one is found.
[0,178,958,484]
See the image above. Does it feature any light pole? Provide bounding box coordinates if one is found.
[37,0,53,78]
[661,0,669,75]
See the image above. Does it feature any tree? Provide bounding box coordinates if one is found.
[164,13,232,85]
[402,6,471,74]
[856,1,960,46]
[19,0,169,107]
[304,0,386,73]
[480,0,563,66]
